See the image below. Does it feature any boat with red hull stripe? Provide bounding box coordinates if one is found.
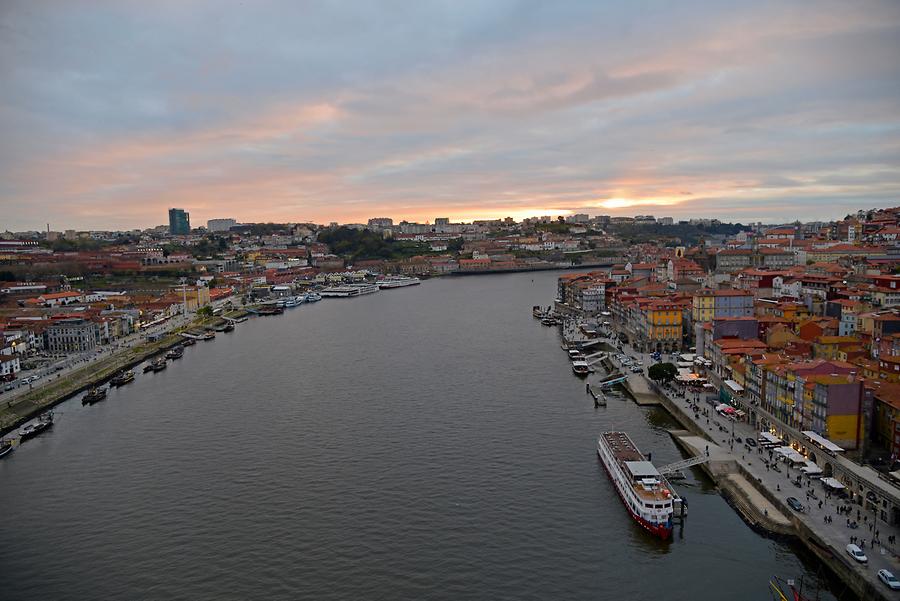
[597,431,681,540]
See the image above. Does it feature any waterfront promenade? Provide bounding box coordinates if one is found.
[603,342,900,600]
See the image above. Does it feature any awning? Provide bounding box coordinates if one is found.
[801,430,844,453]
[821,477,845,490]
[759,432,781,445]
[801,461,822,475]
[724,379,744,393]
[775,446,806,463]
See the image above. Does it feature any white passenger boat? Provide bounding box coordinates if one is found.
[320,284,380,297]
[596,432,679,540]
[377,276,421,289]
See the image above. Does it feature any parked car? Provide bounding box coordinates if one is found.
[746,438,758,447]
[786,497,804,512]
[630,366,643,373]
[878,569,900,590]
[846,543,868,564]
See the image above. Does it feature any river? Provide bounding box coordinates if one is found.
[0,270,838,600]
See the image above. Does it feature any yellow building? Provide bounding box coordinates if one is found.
[642,300,684,352]
[691,290,716,323]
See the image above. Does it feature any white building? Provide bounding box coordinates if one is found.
[207,218,237,232]
[0,353,20,378]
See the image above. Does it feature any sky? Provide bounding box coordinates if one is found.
[1,0,899,231]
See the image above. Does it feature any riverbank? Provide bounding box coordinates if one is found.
[0,318,212,436]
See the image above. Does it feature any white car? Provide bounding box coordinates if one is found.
[846,543,867,564]
[879,569,900,590]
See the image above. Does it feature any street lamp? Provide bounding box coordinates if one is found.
[180,277,188,317]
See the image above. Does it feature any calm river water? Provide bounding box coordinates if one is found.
[0,270,837,600]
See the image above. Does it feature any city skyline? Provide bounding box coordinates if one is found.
[2,1,900,230]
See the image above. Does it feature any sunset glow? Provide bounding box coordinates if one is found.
[2,1,899,229]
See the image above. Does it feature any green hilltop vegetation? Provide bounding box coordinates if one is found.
[318,227,463,261]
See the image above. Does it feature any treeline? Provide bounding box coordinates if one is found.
[609,222,748,246]
[318,227,462,260]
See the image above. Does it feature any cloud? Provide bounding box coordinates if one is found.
[1,0,899,229]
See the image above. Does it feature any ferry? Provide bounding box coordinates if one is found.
[110,370,135,386]
[304,292,322,303]
[0,439,12,459]
[82,387,108,405]
[18,412,53,440]
[597,432,678,540]
[377,276,421,289]
[320,283,380,297]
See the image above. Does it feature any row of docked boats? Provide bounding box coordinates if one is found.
[5,318,219,458]
[318,276,421,298]
[532,305,562,326]
[275,291,323,308]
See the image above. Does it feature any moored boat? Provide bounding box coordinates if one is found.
[82,387,108,405]
[282,295,304,308]
[572,360,590,377]
[150,357,167,371]
[377,275,421,289]
[181,337,196,346]
[110,370,135,386]
[320,283,379,297]
[165,345,184,360]
[257,303,284,315]
[18,412,54,440]
[597,432,678,540]
[0,439,13,459]
[304,292,322,303]
[222,322,235,332]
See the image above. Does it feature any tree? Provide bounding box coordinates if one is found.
[197,306,213,318]
[648,362,678,383]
